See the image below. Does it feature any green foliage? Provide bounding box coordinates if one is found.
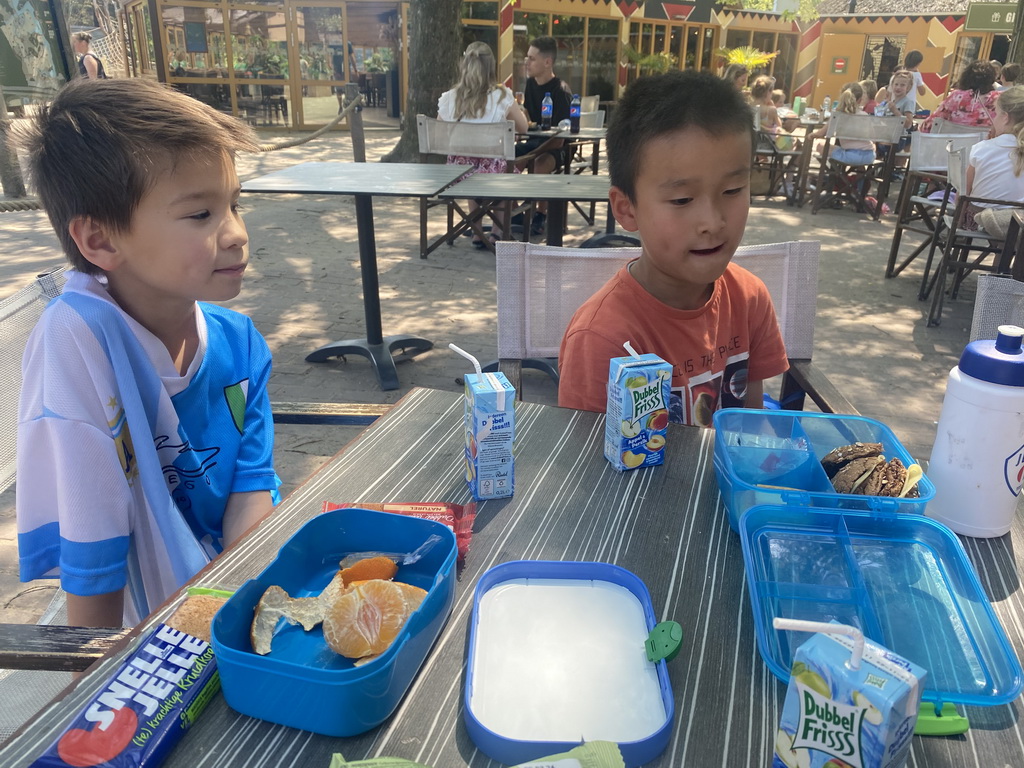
[732,0,824,20]
[622,45,678,75]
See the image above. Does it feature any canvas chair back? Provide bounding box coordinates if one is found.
[826,112,905,144]
[971,274,1024,342]
[910,132,985,173]
[0,268,65,494]
[579,110,605,129]
[932,118,993,136]
[416,114,516,161]
[947,143,969,196]
[494,240,818,363]
[580,95,599,112]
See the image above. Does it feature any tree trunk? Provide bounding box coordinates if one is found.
[1010,0,1024,67]
[381,0,462,162]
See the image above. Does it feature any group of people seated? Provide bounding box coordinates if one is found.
[436,36,573,248]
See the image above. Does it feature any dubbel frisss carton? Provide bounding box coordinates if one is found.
[463,371,516,500]
[773,619,926,768]
[604,350,671,471]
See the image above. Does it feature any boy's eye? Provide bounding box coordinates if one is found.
[232,202,244,213]
[725,186,746,196]
[188,211,211,221]
[669,197,693,206]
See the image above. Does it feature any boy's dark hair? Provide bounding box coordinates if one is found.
[903,49,923,69]
[608,70,754,201]
[14,78,259,274]
[530,36,558,63]
[1003,63,1021,83]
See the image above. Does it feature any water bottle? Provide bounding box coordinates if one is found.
[570,93,581,134]
[821,95,832,117]
[541,92,553,130]
[927,325,1024,537]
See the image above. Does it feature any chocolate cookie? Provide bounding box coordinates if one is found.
[820,442,884,479]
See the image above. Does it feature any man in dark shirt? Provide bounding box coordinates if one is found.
[515,36,572,233]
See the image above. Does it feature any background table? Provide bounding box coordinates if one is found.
[4,388,1023,766]
[439,173,612,247]
[244,162,471,390]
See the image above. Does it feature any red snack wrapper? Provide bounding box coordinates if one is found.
[30,623,219,768]
[322,502,475,561]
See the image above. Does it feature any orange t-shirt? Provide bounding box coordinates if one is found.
[558,261,789,426]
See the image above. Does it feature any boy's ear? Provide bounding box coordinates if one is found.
[609,186,639,233]
[68,216,122,272]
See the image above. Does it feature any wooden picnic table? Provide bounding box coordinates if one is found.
[3,388,1024,767]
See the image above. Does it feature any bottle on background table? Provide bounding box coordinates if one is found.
[541,92,553,130]
[570,93,581,134]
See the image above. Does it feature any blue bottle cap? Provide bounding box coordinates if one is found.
[959,324,1024,386]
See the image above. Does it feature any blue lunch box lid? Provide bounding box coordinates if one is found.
[738,504,1023,708]
[463,560,674,768]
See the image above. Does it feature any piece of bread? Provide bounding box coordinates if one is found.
[165,594,228,643]
[820,442,884,479]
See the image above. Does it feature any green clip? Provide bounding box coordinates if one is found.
[186,586,236,599]
[645,621,683,663]
[914,701,970,736]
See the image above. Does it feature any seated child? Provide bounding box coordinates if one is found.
[14,79,280,627]
[810,82,876,166]
[558,70,789,426]
[965,86,1024,236]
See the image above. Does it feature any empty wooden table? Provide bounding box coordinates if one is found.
[243,161,471,390]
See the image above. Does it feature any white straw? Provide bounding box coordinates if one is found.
[449,343,483,376]
[773,618,866,671]
[623,341,641,359]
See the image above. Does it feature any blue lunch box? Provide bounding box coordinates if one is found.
[211,507,458,737]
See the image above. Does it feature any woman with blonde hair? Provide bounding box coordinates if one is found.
[437,42,528,248]
[71,32,107,79]
[965,85,1024,237]
[722,63,749,91]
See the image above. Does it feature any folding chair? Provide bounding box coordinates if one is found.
[931,118,994,136]
[492,240,857,414]
[751,107,804,203]
[416,114,517,257]
[886,131,987,286]
[580,95,600,113]
[925,143,1024,325]
[970,272,1024,343]
[810,113,905,220]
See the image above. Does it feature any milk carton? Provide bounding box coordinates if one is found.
[463,372,515,500]
[773,620,926,768]
[604,353,672,471]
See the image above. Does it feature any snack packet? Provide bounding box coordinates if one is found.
[322,502,476,561]
[29,622,220,768]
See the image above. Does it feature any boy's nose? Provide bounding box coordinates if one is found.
[222,211,249,249]
[695,198,726,234]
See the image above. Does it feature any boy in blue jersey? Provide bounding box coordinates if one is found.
[14,78,280,627]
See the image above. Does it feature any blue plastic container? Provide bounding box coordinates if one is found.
[464,561,674,768]
[211,508,458,737]
[739,504,1023,709]
[712,408,935,531]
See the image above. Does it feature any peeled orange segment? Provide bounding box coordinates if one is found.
[322,579,427,659]
[340,556,399,587]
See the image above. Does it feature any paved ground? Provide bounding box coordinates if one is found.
[0,127,978,627]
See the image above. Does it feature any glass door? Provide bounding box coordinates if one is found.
[288,2,352,127]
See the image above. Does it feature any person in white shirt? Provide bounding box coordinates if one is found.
[967,86,1024,237]
[437,42,528,248]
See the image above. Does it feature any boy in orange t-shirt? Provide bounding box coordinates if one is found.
[558,70,788,426]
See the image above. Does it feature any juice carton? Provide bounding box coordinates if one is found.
[604,352,672,471]
[773,620,926,768]
[463,371,515,500]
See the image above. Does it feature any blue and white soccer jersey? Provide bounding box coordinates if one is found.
[16,271,279,623]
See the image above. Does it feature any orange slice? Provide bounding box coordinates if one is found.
[339,556,398,587]
[322,579,427,659]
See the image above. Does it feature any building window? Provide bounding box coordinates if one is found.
[862,34,906,89]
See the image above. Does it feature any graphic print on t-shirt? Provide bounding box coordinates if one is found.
[668,350,750,426]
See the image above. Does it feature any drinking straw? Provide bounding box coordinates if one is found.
[449,343,483,375]
[623,341,641,359]
[773,618,866,670]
